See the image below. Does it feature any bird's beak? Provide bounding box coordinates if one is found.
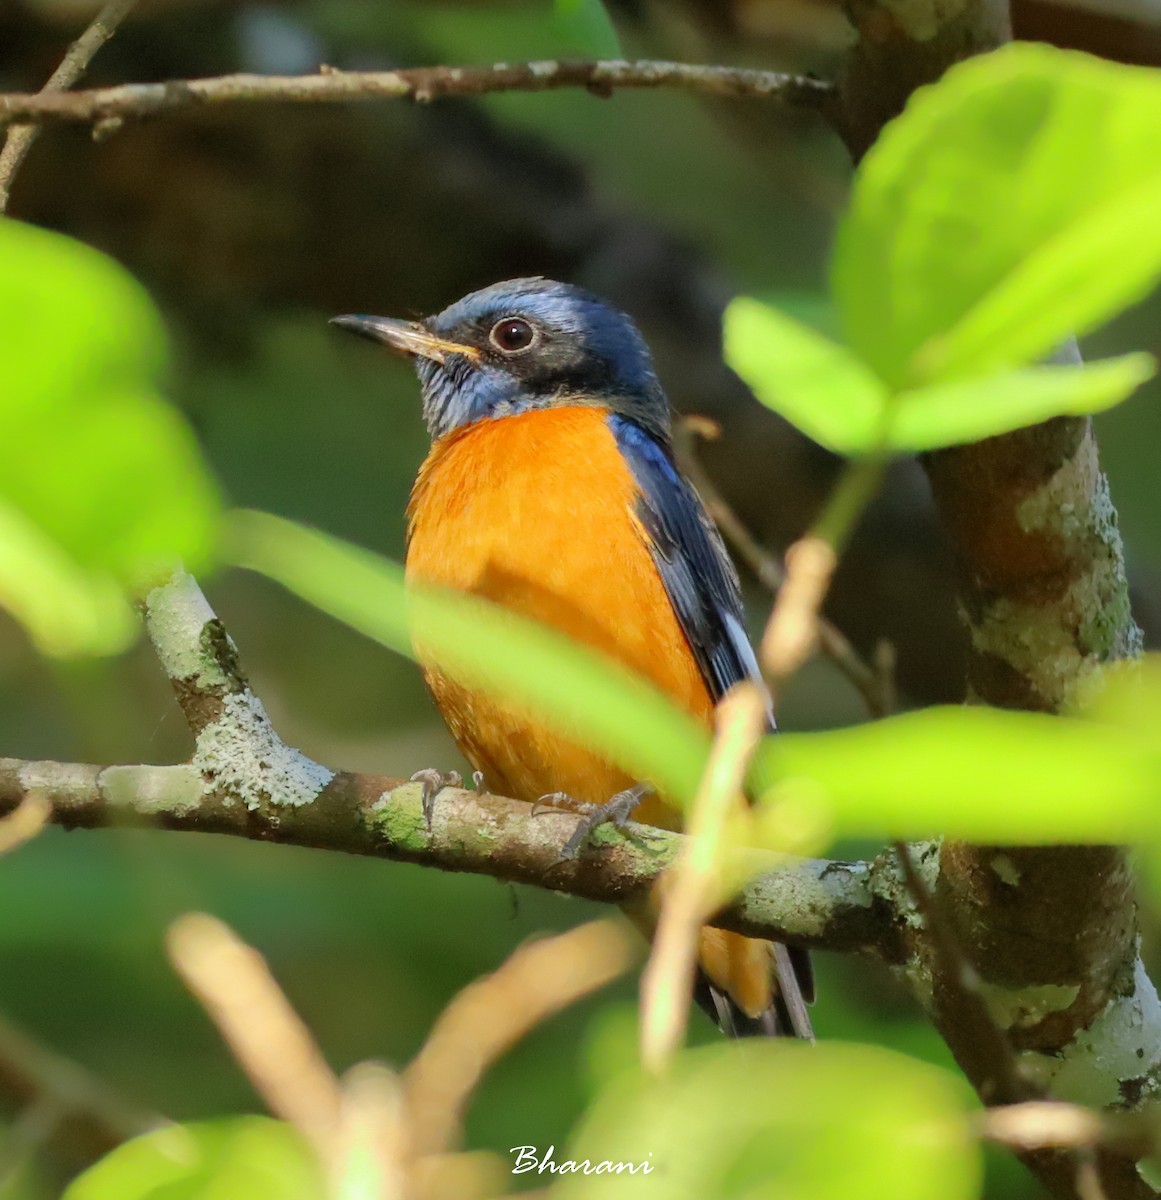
[330,315,480,364]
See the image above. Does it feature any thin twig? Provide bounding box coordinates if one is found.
[0,1015,160,1168]
[757,453,886,685]
[0,0,138,211]
[0,60,834,132]
[0,792,50,855]
[1076,1147,1109,1200]
[760,537,837,682]
[404,919,636,1156]
[332,1062,408,1200]
[979,1102,1158,1160]
[166,912,344,1160]
[675,418,892,717]
[892,841,1033,1106]
[639,683,768,1072]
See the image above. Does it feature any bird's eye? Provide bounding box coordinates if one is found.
[489,317,537,354]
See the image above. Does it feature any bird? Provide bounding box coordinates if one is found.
[332,277,813,1039]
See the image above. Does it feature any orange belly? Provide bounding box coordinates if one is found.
[405,405,712,830]
[406,404,773,1020]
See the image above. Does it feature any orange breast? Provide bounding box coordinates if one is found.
[407,405,774,1020]
[405,405,713,825]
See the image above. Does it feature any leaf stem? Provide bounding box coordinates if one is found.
[811,454,888,554]
[759,454,887,682]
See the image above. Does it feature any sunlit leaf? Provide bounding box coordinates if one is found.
[750,706,1157,844]
[227,509,709,806]
[63,1117,321,1200]
[724,297,888,454]
[834,43,1161,387]
[1066,659,1161,911]
[886,352,1155,452]
[556,1041,978,1200]
[0,218,221,656]
[553,0,622,58]
[0,499,136,657]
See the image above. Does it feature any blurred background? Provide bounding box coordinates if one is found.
[3,1,1161,1196]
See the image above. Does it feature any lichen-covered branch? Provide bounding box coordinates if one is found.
[0,755,884,956]
[0,60,835,131]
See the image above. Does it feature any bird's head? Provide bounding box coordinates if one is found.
[332,277,668,441]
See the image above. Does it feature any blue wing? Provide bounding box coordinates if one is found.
[610,414,813,1035]
[609,414,774,730]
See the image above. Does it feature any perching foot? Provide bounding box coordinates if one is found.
[558,782,654,861]
[410,768,462,827]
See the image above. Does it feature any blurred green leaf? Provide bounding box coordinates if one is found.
[751,705,1158,844]
[553,0,622,58]
[63,1117,321,1200]
[0,499,136,657]
[0,218,221,657]
[557,1041,978,1200]
[886,352,1156,451]
[834,43,1161,387]
[726,298,1151,453]
[227,509,709,806]
[724,298,888,454]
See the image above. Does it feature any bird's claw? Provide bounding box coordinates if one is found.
[410,768,463,828]
[531,790,582,818]
[559,782,654,861]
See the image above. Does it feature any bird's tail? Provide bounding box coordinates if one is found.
[694,930,814,1040]
[623,901,814,1039]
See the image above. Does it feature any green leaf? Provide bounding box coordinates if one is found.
[63,1117,321,1200]
[553,0,622,58]
[886,352,1156,452]
[834,43,1161,387]
[750,706,1158,844]
[227,509,710,806]
[0,218,221,656]
[0,499,136,657]
[724,297,889,454]
[556,1041,978,1200]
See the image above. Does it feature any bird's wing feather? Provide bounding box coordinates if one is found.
[610,414,815,1039]
[609,414,774,727]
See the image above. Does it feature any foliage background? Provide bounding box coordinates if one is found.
[3,2,1161,1197]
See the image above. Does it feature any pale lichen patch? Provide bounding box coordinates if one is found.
[990,853,1021,886]
[870,840,939,933]
[1016,429,1098,540]
[980,980,1079,1030]
[100,764,204,816]
[876,0,972,41]
[975,439,1142,705]
[372,785,429,850]
[193,692,333,811]
[1020,956,1161,1107]
[145,572,232,687]
[18,761,95,795]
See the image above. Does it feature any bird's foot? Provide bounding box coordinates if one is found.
[410,768,463,828]
[537,781,655,861]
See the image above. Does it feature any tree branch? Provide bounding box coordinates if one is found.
[0,754,886,957]
[0,0,138,211]
[0,60,835,131]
